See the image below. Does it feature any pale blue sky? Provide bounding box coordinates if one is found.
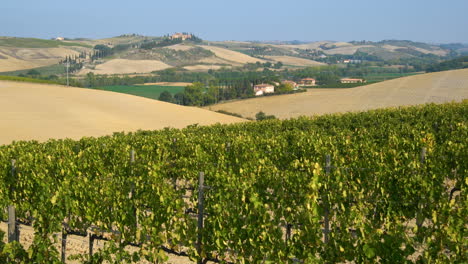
[2,0,467,43]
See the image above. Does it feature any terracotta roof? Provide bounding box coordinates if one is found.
[254,84,274,88]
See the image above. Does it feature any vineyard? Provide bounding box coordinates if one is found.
[0,101,466,263]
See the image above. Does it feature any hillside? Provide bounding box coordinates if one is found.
[0,36,464,75]
[206,68,468,119]
[79,59,171,74]
[426,55,468,72]
[0,80,245,145]
[223,39,452,61]
[0,37,91,72]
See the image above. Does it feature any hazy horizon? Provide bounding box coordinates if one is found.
[2,0,468,43]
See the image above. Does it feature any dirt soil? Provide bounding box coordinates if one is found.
[0,222,201,264]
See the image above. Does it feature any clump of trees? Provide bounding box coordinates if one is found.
[140,38,182,50]
[276,82,294,93]
[255,111,276,121]
[90,43,134,61]
[140,34,203,50]
[243,61,283,70]
[158,91,174,103]
[425,56,468,72]
[172,82,225,106]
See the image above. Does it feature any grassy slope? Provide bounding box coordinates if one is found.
[0,64,66,76]
[95,85,185,100]
[364,72,421,82]
[0,75,60,85]
[0,37,91,48]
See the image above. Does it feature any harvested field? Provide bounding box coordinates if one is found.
[265,56,326,67]
[0,47,81,72]
[0,81,245,145]
[199,45,266,64]
[79,59,171,75]
[164,43,195,51]
[183,64,224,71]
[282,41,332,50]
[207,69,468,119]
[322,45,374,55]
[199,56,234,65]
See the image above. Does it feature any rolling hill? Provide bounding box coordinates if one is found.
[206,68,468,119]
[79,59,171,74]
[0,80,245,145]
[0,36,465,75]
[0,37,91,72]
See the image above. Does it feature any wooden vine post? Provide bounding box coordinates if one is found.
[61,226,67,263]
[89,234,94,259]
[324,155,331,244]
[416,147,427,229]
[197,172,205,264]
[130,149,138,228]
[8,159,18,243]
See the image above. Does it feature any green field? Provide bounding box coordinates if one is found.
[364,72,421,82]
[0,64,66,76]
[0,75,60,85]
[0,37,91,48]
[95,85,185,100]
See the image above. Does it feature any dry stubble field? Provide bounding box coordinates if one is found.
[0,81,245,145]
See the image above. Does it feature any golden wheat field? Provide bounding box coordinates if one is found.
[0,47,81,72]
[78,59,171,75]
[199,45,266,64]
[207,69,468,119]
[264,56,326,67]
[0,81,245,145]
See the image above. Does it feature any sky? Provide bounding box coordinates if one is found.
[2,0,468,43]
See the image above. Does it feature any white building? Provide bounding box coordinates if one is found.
[253,84,275,96]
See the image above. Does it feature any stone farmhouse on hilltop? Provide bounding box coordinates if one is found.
[170,33,193,41]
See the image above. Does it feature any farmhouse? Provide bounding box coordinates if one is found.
[340,78,366,84]
[170,33,192,41]
[254,84,275,96]
[55,37,64,41]
[299,78,316,86]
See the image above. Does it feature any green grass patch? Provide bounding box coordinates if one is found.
[0,37,91,48]
[0,75,60,85]
[317,81,378,88]
[0,64,66,76]
[95,85,185,100]
[364,72,421,82]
